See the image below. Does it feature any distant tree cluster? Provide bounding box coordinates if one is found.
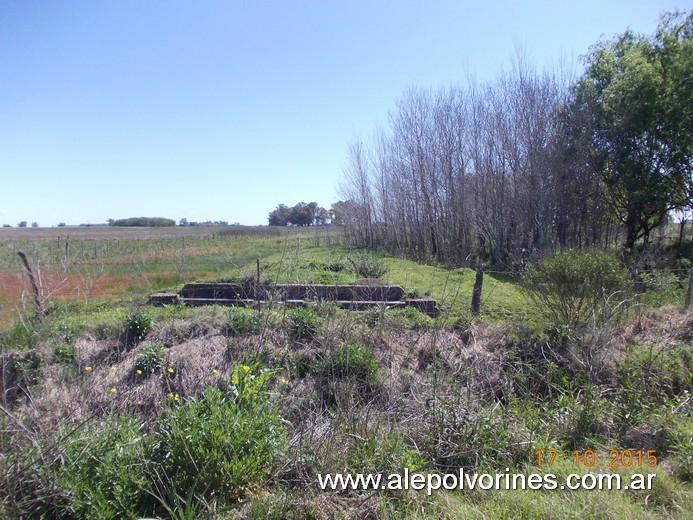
[329,200,363,227]
[339,11,692,267]
[178,218,230,227]
[110,217,176,227]
[268,202,331,226]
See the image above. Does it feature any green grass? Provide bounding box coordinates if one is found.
[0,231,690,519]
[2,227,640,333]
[437,457,691,520]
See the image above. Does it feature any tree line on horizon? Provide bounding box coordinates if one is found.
[267,200,368,227]
[267,202,331,226]
[337,11,692,269]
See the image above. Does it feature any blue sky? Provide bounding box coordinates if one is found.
[0,0,688,226]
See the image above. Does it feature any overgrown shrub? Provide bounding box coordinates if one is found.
[363,304,387,327]
[614,343,692,439]
[55,417,153,519]
[0,352,42,407]
[619,343,691,401]
[420,399,534,471]
[153,365,285,503]
[346,431,425,474]
[291,351,320,379]
[312,341,382,407]
[0,322,36,352]
[52,343,75,364]
[524,250,630,330]
[638,269,685,306]
[554,385,615,450]
[135,342,165,375]
[287,307,321,340]
[123,310,152,347]
[50,319,81,346]
[326,340,379,386]
[348,250,388,279]
[227,307,262,335]
[385,306,433,330]
[323,262,345,272]
[48,320,81,363]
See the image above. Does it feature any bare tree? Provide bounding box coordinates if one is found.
[337,54,624,268]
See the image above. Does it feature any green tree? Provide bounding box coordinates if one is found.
[268,202,328,226]
[574,11,692,251]
[268,203,291,226]
[330,200,359,226]
[289,202,314,226]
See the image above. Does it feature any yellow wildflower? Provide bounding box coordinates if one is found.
[212,369,219,375]
[85,366,92,372]
[241,365,250,373]
[110,366,116,372]
[110,388,116,393]
[167,367,174,374]
[136,369,143,375]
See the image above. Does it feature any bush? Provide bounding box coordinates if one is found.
[326,341,379,387]
[346,432,425,474]
[348,250,388,279]
[227,307,262,335]
[123,311,152,347]
[363,304,387,327]
[287,307,321,340]
[523,250,630,330]
[135,343,165,375]
[420,400,534,471]
[55,417,153,519]
[386,307,433,330]
[0,322,36,352]
[52,343,75,364]
[323,262,345,272]
[554,385,615,450]
[153,365,285,503]
[291,351,320,379]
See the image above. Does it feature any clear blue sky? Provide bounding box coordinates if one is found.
[1,0,688,226]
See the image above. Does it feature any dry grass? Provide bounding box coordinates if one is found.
[2,302,691,518]
[623,305,693,348]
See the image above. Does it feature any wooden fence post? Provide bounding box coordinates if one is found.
[471,267,484,317]
[17,251,43,320]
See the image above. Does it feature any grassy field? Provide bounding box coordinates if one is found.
[0,225,532,330]
[0,226,690,519]
[0,226,342,329]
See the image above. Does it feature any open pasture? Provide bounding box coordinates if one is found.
[0,226,343,329]
[0,224,533,331]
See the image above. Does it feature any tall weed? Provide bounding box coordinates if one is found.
[153,365,285,503]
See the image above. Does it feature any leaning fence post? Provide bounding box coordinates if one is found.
[17,251,43,320]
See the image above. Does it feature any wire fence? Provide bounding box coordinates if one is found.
[1,227,690,330]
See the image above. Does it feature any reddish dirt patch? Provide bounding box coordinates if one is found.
[0,268,116,303]
[0,267,210,329]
